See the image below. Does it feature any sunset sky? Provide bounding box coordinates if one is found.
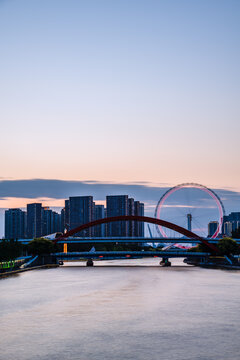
[0,0,240,235]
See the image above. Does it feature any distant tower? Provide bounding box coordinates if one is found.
[187,213,192,232]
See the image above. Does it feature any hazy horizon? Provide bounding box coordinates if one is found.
[1,178,240,238]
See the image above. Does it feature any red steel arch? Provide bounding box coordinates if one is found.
[55,215,218,253]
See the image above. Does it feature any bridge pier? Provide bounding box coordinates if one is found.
[86,259,94,267]
[160,258,171,267]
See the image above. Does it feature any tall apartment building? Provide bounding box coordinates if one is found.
[222,212,240,236]
[106,195,128,237]
[69,196,95,237]
[224,222,233,237]
[61,199,70,233]
[106,195,144,237]
[27,203,42,238]
[5,208,26,239]
[94,204,105,237]
[128,198,135,237]
[51,211,61,234]
[42,207,52,236]
[42,207,61,236]
[208,221,219,237]
[26,203,61,238]
[134,201,144,237]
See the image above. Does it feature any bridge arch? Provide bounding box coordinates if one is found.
[55,215,218,253]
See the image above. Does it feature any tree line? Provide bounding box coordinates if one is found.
[1,236,240,262]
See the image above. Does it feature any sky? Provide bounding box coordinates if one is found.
[0,0,240,236]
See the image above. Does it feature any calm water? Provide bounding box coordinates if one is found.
[0,258,239,360]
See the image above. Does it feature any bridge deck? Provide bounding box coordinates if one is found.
[54,251,209,259]
[15,238,240,244]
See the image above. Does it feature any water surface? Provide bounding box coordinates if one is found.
[0,258,239,360]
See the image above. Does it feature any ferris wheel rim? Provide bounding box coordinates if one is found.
[154,183,225,239]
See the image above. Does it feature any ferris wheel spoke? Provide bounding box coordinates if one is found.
[155,183,225,238]
[191,218,208,237]
[160,213,187,222]
[194,212,219,223]
[194,211,215,217]
[189,206,200,217]
[163,205,187,217]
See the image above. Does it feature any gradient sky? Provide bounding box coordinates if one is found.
[0,0,240,224]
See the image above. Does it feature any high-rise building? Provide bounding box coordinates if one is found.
[224,222,233,237]
[134,201,144,237]
[94,205,105,237]
[27,203,42,238]
[222,212,240,235]
[69,196,94,237]
[61,199,70,233]
[208,221,219,237]
[61,208,65,233]
[106,195,128,237]
[106,195,145,237]
[128,198,135,236]
[51,211,61,234]
[5,208,26,239]
[42,207,52,236]
[61,199,70,232]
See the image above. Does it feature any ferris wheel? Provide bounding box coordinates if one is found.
[154,183,225,239]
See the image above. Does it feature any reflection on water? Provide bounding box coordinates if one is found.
[0,258,239,360]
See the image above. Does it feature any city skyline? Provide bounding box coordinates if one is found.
[2,183,240,239]
[4,194,145,239]
[1,178,240,237]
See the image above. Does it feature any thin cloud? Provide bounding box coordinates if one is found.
[161,204,218,209]
[0,179,239,207]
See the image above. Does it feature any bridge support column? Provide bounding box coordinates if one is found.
[86,259,94,267]
[160,258,171,267]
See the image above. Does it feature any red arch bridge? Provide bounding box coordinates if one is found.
[51,216,221,264]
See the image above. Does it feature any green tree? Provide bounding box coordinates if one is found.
[217,238,240,255]
[188,243,210,253]
[27,238,55,255]
[0,239,23,261]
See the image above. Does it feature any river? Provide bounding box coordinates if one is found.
[0,258,239,360]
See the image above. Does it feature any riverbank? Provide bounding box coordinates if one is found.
[198,263,240,270]
[0,264,59,278]
[184,258,240,270]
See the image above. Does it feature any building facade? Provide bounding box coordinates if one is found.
[134,201,144,237]
[5,208,26,239]
[222,212,240,236]
[106,195,144,237]
[94,204,105,237]
[69,196,95,237]
[27,203,43,238]
[61,199,70,233]
[5,195,145,239]
[208,221,219,237]
[106,195,128,237]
